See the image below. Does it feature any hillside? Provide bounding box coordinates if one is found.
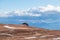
[0,24,60,40]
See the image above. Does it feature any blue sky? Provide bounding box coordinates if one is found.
[0,0,60,30]
[0,0,60,11]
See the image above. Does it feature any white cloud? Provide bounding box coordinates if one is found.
[19,19,60,23]
[0,11,13,17]
[0,4,60,17]
[27,13,41,16]
[40,5,55,12]
[19,20,41,23]
[19,19,53,23]
[40,4,60,12]
[14,10,27,16]
[56,7,60,12]
[14,10,41,17]
[0,10,41,17]
[41,19,54,23]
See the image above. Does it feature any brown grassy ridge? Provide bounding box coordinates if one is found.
[0,24,60,40]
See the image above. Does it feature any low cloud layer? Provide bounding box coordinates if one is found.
[0,4,60,17]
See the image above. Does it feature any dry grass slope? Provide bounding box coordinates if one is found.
[0,24,60,40]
